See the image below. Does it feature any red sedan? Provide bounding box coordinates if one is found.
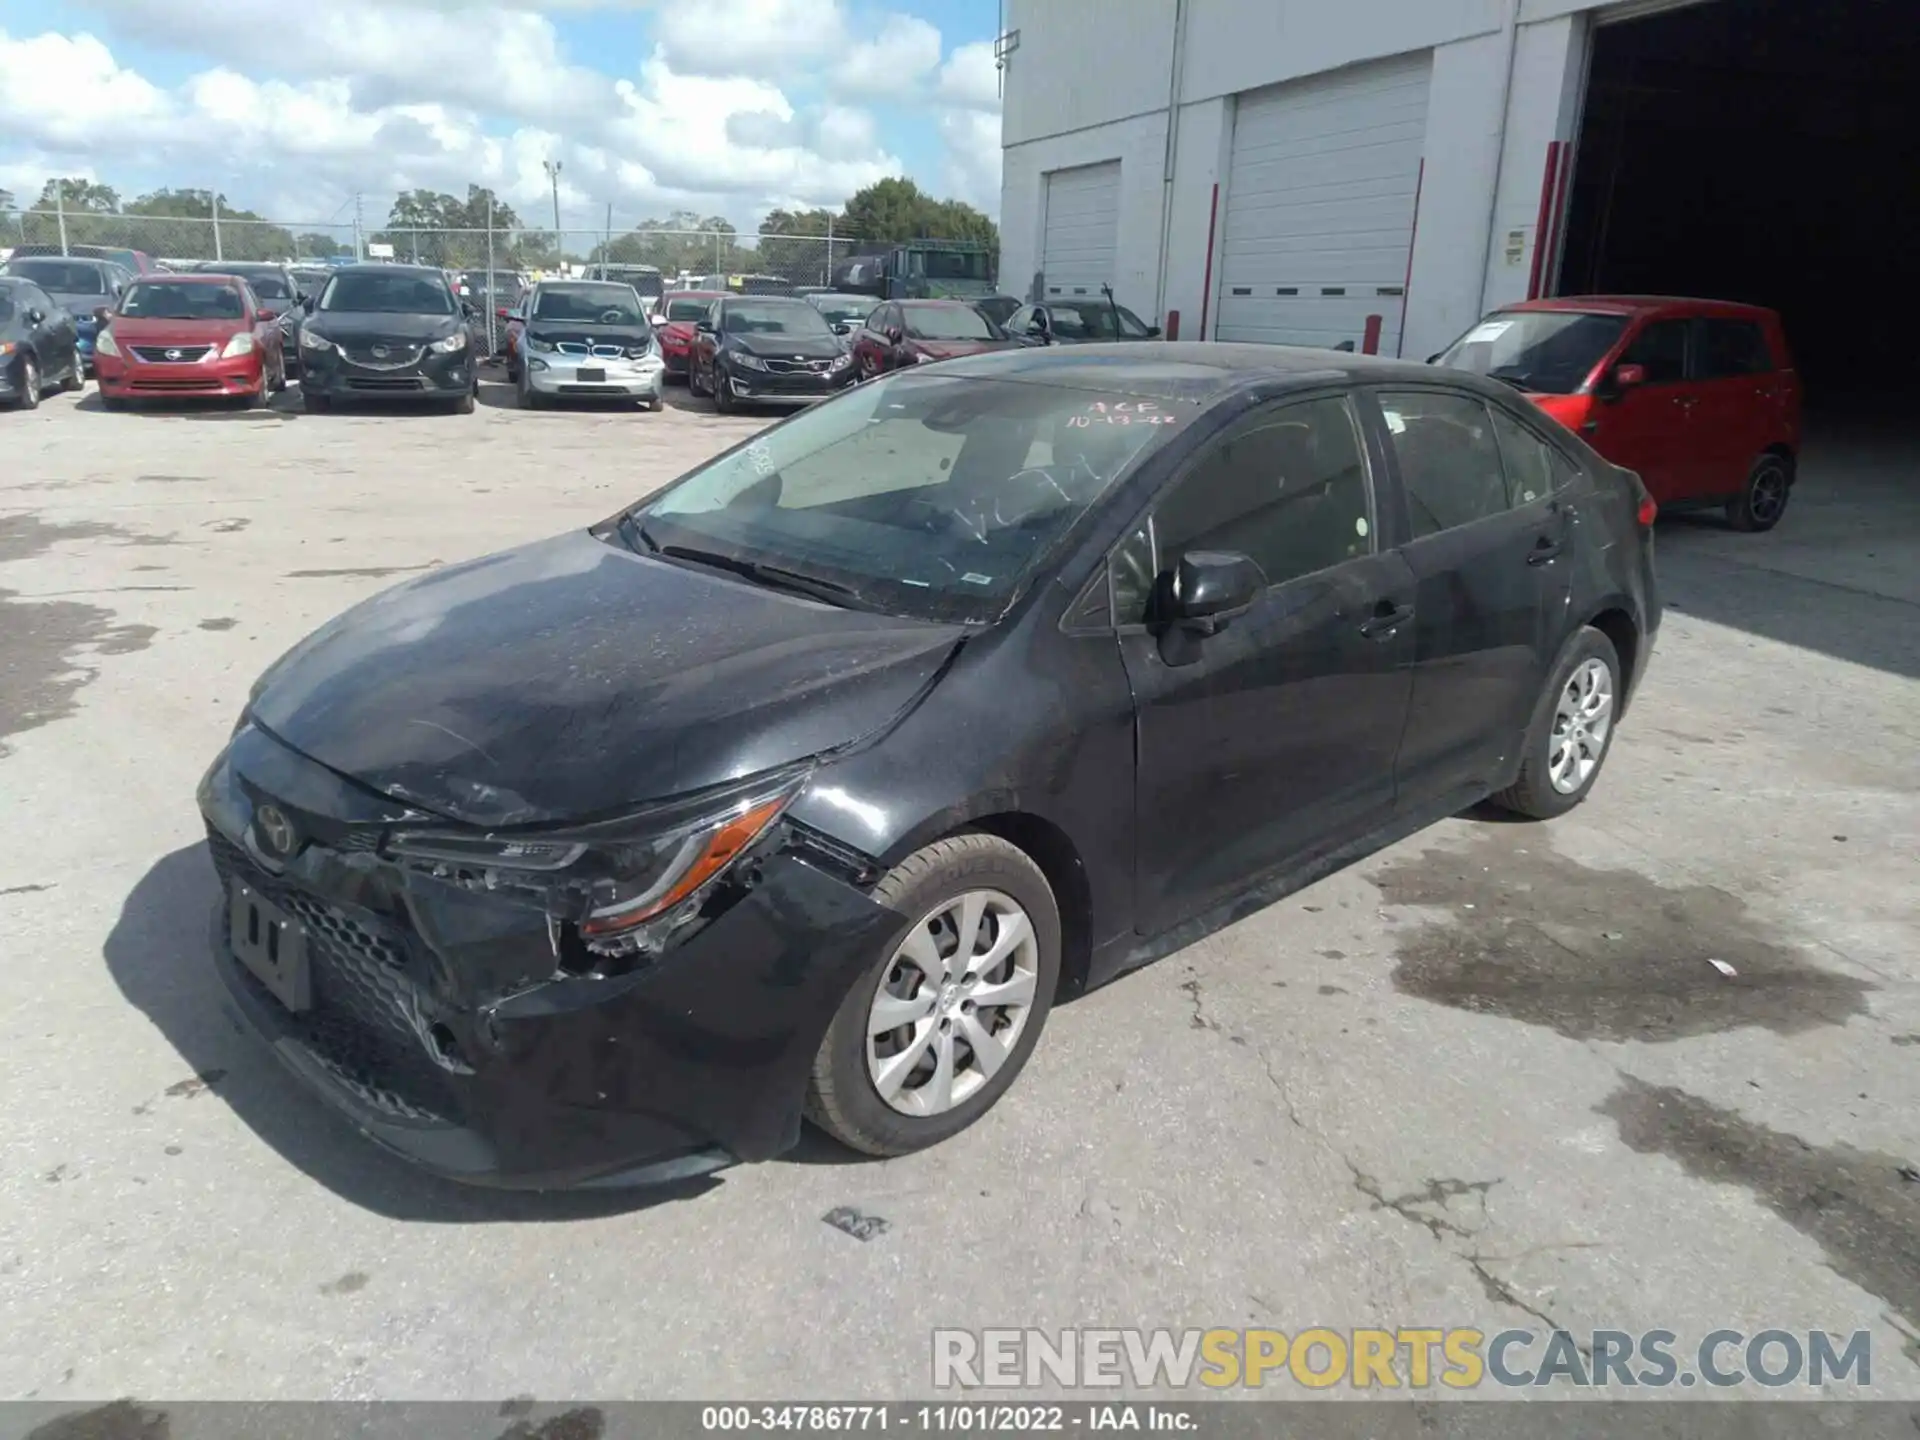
[849,299,1015,378]
[94,274,286,409]
[649,290,724,380]
[1435,296,1802,531]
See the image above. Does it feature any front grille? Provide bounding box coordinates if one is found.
[131,345,215,364]
[207,829,459,1124]
[554,341,632,359]
[761,357,832,374]
[344,376,427,391]
[343,345,423,369]
[130,379,227,391]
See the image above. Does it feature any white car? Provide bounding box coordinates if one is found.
[513,279,665,411]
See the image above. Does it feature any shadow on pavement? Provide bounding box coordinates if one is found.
[74,390,304,421]
[1650,412,1920,681]
[103,843,721,1222]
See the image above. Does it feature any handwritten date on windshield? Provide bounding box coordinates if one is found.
[1070,401,1177,429]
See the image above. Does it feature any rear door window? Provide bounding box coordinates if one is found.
[1692,318,1774,378]
[1376,390,1512,538]
[1487,406,1580,504]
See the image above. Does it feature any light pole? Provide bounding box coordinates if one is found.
[543,159,563,267]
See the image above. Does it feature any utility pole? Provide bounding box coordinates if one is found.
[543,159,563,268]
[604,201,613,278]
[53,180,69,255]
[352,192,365,262]
[825,211,834,286]
[211,190,223,261]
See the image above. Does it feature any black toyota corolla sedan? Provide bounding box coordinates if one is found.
[199,344,1659,1189]
[297,264,476,413]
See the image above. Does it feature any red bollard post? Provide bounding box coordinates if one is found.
[1361,314,1383,355]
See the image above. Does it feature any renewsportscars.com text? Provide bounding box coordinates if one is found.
[932,1327,1873,1390]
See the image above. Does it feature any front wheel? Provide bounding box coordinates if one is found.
[1727,453,1791,532]
[1489,627,1622,820]
[62,354,85,392]
[452,390,475,415]
[805,833,1061,1157]
[13,354,39,410]
[712,365,733,412]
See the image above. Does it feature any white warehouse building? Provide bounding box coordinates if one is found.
[996,0,1915,406]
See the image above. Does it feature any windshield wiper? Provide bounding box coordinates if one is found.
[1486,366,1537,391]
[655,541,867,609]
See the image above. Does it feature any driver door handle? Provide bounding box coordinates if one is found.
[1360,601,1413,639]
[1528,535,1565,565]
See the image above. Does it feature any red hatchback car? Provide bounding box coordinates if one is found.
[94,274,287,409]
[849,299,1015,378]
[1435,297,1802,531]
[649,290,725,380]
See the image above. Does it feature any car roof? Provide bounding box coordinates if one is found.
[131,273,243,285]
[537,278,631,289]
[9,254,116,271]
[325,264,448,279]
[194,261,283,271]
[809,292,872,302]
[938,342,1489,403]
[719,293,810,305]
[900,299,977,308]
[1503,294,1778,320]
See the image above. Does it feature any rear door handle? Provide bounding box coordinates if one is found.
[1359,602,1413,639]
[1527,536,1565,565]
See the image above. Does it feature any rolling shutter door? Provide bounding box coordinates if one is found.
[1216,53,1432,353]
[1041,161,1121,300]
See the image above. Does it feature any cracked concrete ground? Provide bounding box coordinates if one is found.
[1,380,1917,1402]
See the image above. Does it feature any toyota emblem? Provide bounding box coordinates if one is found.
[165,348,181,360]
[371,344,390,359]
[253,804,297,858]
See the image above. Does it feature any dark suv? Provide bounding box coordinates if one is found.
[296,265,477,413]
[688,294,856,410]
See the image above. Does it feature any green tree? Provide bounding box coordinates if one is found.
[835,178,1000,271]
[0,189,18,248]
[294,233,349,259]
[587,213,745,277]
[375,186,538,267]
[757,207,840,284]
[122,188,298,261]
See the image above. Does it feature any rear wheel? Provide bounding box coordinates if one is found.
[805,833,1061,1157]
[1489,627,1622,820]
[1727,453,1791,532]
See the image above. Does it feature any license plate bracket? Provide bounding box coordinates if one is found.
[576,367,606,382]
[228,883,312,1013]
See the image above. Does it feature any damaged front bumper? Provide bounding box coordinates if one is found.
[197,723,897,1190]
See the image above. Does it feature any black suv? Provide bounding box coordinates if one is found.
[296,265,477,413]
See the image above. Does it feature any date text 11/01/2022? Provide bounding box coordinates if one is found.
[701,1407,1195,1432]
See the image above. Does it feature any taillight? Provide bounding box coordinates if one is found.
[1637,496,1659,528]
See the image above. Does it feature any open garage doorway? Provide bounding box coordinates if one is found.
[1560,0,1920,410]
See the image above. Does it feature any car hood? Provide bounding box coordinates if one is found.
[910,338,1015,359]
[109,317,248,345]
[304,311,463,343]
[247,529,965,827]
[41,289,109,313]
[523,320,653,349]
[730,332,845,361]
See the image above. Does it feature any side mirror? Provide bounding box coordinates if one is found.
[832,321,852,336]
[1144,325,1162,338]
[1166,551,1265,635]
[695,319,715,334]
[649,312,668,327]
[1425,352,1442,365]
[1025,318,1049,339]
[885,326,904,344]
[1613,362,1647,389]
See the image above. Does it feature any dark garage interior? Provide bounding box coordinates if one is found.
[1559,0,1920,410]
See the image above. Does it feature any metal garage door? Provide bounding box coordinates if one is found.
[1215,52,1432,353]
[1041,161,1120,300]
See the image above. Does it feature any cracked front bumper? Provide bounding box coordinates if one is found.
[196,725,899,1189]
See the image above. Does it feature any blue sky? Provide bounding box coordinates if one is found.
[0,0,1005,237]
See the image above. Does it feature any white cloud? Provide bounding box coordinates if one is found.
[938,108,1003,217]
[653,0,852,81]
[831,14,941,99]
[937,41,1001,111]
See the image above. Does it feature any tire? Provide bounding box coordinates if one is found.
[302,391,331,414]
[268,355,287,394]
[712,364,733,412]
[13,354,39,410]
[452,390,476,415]
[62,355,85,393]
[518,376,542,410]
[805,832,1061,1157]
[1489,626,1623,820]
[688,360,706,398]
[1727,452,1791,532]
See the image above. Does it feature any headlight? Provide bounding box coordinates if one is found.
[526,336,555,354]
[625,346,655,361]
[219,333,255,359]
[93,330,120,358]
[732,351,768,371]
[429,330,468,354]
[300,329,334,352]
[829,352,852,370]
[388,766,807,959]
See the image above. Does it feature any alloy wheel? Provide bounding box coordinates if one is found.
[18,356,38,409]
[1748,464,1788,525]
[865,889,1040,1118]
[1547,657,1614,795]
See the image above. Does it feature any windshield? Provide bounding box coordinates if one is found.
[737,276,791,296]
[976,297,1020,326]
[319,271,454,315]
[905,305,998,341]
[915,250,991,282]
[534,285,643,323]
[1435,310,1629,395]
[7,259,105,294]
[120,282,245,320]
[636,371,1193,623]
[811,297,875,327]
[723,301,831,337]
[245,274,293,301]
[1051,302,1151,340]
[663,297,715,321]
